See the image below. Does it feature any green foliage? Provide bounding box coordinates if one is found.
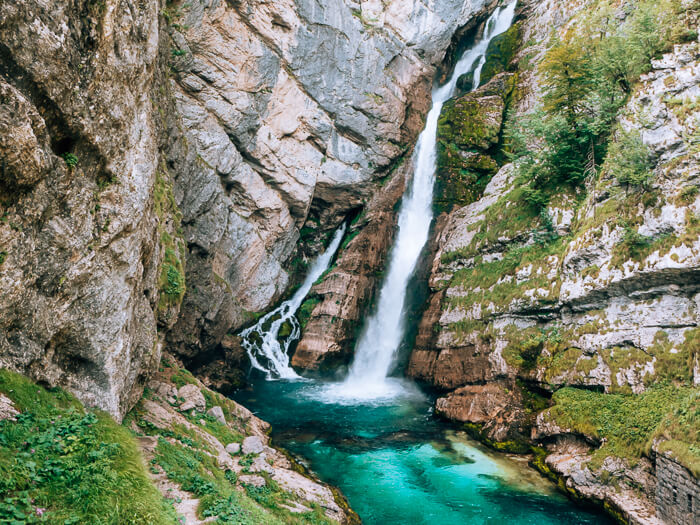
[604,129,654,186]
[298,297,321,331]
[0,250,6,265]
[544,384,699,472]
[0,370,177,525]
[507,0,686,202]
[62,153,78,169]
[154,168,186,314]
[164,259,185,298]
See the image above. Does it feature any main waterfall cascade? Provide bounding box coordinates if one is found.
[336,1,518,399]
[241,2,517,393]
[240,224,347,379]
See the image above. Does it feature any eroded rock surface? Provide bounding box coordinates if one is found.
[0,0,498,417]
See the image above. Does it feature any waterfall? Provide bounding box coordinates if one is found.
[240,224,347,379]
[336,1,518,399]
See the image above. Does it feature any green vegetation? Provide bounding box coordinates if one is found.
[154,168,187,315]
[506,0,688,210]
[604,128,654,187]
[0,250,6,265]
[62,153,78,169]
[298,297,321,331]
[479,22,522,86]
[543,385,699,474]
[0,369,177,524]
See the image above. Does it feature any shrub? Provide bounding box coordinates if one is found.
[62,153,78,168]
[605,129,654,187]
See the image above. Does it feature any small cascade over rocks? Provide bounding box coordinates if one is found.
[240,224,347,379]
[329,1,518,402]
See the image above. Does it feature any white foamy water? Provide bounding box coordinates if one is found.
[326,2,518,402]
[240,224,347,379]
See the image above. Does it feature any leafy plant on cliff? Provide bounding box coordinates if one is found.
[604,128,654,187]
[507,0,686,204]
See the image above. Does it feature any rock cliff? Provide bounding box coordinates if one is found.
[407,0,700,522]
[0,0,495,417]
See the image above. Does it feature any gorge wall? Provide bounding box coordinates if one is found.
[0,0,501,418]
[403,0,700,523]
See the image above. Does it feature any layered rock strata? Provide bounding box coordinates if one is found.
[408,0,700,522]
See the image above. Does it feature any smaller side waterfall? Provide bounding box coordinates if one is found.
[240,224,347,379]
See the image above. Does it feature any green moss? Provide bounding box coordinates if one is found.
[154,168,186,315]
[480,22,522,86]
[438,96,501,151]
[542,384,698,472]
[298,298,321,331]
[0,369,178,525]
[462,422,531,454]
[444,237,566,319]
[434,147,499,213]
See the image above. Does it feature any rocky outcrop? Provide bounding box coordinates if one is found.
[133,355,355,523]
[292,156,410,373]
[0,0,172,420]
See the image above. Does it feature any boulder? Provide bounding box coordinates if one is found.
[207,405,226,424]
[241,435,265,455]
[177,384,206,412]
[225,443,241,455]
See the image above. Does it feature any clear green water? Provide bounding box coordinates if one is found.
[234,378,611,525]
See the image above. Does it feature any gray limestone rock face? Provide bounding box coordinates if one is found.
[0,0,166,421]
[0,0,495,420]
[163,0,490,359]
[225,442,241,455]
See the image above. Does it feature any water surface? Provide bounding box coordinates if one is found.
[234,379,612,525]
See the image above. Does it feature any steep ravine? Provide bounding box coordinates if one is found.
[1,0,699,524]
[0,0,498,416]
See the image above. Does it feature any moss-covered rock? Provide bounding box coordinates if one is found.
[434,147,499,212]
[479,22,522,87]
[438,94,504,151]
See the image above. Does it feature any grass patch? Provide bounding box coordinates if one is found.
[542,384,699,473]
[0,369,178,524]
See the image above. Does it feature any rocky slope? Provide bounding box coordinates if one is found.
[0,0,499,417]
[407,0,700,523]
[0,362,353,524]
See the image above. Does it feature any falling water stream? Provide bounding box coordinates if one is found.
[240,224,346,379]
[236,3,612,523]
[336,1,518,400]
